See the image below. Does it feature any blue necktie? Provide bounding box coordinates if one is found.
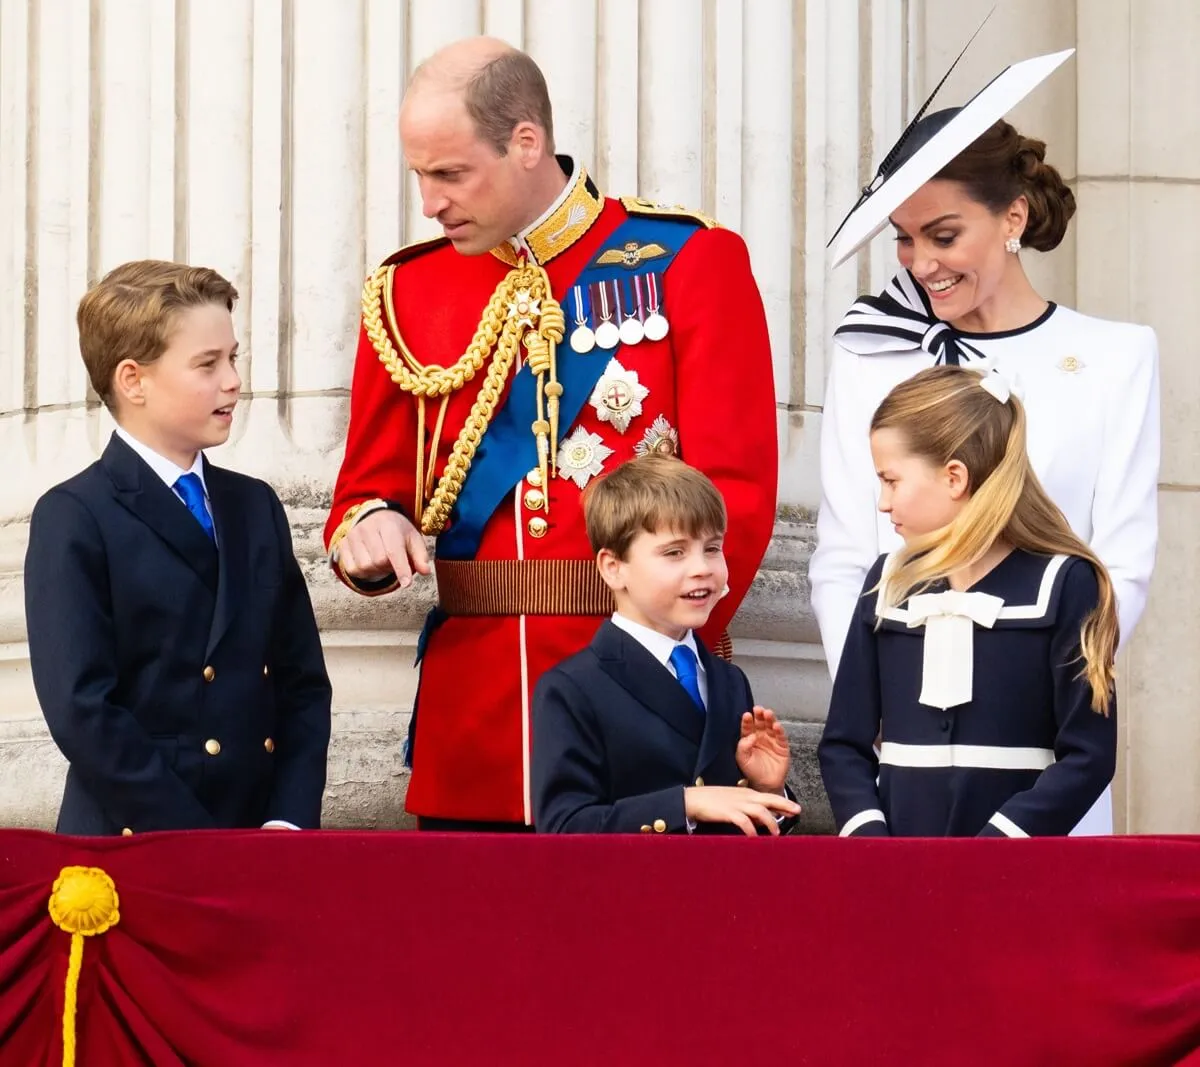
[173,473,215,541]
[669,644,705,712]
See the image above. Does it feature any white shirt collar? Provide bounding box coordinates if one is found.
[114,426,207,495]
[611,613,702,670]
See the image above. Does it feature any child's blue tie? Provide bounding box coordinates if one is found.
[173,473,215,541]
[669,644,705,712]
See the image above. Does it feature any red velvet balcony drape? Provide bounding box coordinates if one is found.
[1,830,1199,1066]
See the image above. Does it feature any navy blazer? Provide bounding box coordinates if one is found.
[24,433,332,835]
[532,620,796,834]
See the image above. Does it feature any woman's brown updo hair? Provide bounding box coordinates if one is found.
[934,119,1076,252]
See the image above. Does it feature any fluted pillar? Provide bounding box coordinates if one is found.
[0,0,912,831]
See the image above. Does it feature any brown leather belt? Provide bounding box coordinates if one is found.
[434,559,615,616]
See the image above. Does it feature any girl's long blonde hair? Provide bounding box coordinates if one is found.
[871,365,1118,713]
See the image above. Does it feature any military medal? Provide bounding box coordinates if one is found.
[634,414,680,458]
[593,282,621,350]
[589,358,649,434]
[642,273,669,342]
[616,278,645,346]
[568,285,595,353]
[506,288,541,330]
[557,426,614,489]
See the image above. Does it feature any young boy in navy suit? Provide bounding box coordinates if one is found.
[532,454,801,834]
[24,260,332,835]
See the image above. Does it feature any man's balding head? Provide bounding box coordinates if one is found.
[406,37,554,156]
[399,38,566,255]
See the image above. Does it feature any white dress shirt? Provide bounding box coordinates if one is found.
[610,613,708,708]
[115,427,214,530]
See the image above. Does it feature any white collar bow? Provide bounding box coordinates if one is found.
[906,590,1005,710]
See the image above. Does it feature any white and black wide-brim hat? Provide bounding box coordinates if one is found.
[828,47,1075,269]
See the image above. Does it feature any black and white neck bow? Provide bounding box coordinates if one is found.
[833,270,988,367]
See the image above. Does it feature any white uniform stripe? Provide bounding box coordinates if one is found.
[988,812,1030,838]
[840,809,887,837]
[879,742,1055,771]
[515,489,532,826]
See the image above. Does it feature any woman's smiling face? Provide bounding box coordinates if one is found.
[890,179,1025,326]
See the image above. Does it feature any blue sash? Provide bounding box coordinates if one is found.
[435,215,701,560]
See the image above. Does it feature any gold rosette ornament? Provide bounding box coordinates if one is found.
[48,866,121,1067]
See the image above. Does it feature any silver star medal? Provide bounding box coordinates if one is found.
[557,426,614,490]
[588,358,649,434]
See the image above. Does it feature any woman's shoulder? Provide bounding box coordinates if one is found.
[1047,305,1158,361]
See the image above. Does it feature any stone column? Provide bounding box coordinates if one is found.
[0,0,849,829]
[1075,0,1200,833]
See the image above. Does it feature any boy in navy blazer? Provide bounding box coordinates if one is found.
[532,454,801,835]
[24,260,332,835]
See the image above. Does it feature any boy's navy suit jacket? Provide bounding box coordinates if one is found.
[532,619,798,834]
[24,433,332,835]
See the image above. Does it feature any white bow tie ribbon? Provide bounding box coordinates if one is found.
[906,590,1006,709]
[977,364,1024,404]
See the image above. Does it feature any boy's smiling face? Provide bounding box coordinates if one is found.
[598,525,728,641]
[114,302,241,468]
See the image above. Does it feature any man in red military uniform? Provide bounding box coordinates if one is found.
[325,37,777,830]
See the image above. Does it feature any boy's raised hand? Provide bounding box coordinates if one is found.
[736,706,791,794]
[683,785,800,836]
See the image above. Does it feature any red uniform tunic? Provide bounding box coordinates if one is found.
[325,162,777,824]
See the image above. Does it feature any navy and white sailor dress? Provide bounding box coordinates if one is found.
[817,549,1117,838]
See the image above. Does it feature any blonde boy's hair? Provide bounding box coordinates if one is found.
[77,259,238,409]
[581,454,726,559]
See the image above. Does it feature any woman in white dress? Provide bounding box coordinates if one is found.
[810,51,1161,835]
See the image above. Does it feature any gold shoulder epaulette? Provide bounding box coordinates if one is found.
[379,234,450,269]
[620,195,721,230]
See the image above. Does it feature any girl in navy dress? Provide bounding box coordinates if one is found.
[818,365,1118,837]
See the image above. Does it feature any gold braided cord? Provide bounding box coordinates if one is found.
[414,394,427,519]
[362,262,564,536]
[425,395,450,500]
[365,264,510,395]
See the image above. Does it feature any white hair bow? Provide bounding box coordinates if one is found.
[978,366,1022,405]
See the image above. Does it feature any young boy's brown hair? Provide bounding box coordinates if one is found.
[77,260,237,409]
[581,453,727,559]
